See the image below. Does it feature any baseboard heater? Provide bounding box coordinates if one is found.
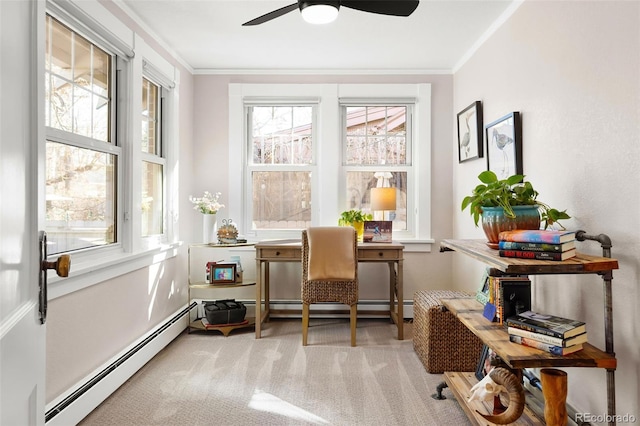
[45,302,196,424]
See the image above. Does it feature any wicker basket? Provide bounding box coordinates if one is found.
[413,290,483,374]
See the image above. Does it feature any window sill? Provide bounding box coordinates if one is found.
[48,242,182,300]
[394,239,435,253]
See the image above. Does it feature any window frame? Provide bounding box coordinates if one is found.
[44,12,122,255]
[340,102,414,238]
[228,83,433,246]
[140,75,167,238]
[43,1,181,298]
[244,102,318,234]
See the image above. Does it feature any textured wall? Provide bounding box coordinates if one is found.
[453,1,640,420]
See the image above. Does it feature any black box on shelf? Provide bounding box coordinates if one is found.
[203,299,246,325]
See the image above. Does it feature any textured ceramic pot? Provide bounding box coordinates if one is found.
[481,205,541,248]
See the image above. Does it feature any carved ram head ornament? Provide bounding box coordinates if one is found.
[468,367,526,424]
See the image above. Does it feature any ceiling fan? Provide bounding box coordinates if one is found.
[242,0,420,26]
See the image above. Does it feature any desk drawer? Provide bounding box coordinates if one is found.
[358,248,401,260]
[259,248,300,259]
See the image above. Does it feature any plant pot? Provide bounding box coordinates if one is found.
[481,205,541,249]
[339,220,364,242]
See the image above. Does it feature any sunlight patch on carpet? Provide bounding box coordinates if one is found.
[248,389,329,424]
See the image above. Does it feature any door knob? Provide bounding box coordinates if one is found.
[42,254,71,277]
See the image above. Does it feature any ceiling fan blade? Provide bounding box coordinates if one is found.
[341,0,419,17]
[242,3,299,26]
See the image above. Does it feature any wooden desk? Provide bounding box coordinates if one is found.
[254,239,405,340]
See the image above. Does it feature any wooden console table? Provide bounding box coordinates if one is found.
[254,239,405,340]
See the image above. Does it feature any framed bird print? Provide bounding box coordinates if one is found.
[485,112,522,179]
[457,101,483,163]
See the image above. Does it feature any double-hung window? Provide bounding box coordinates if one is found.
[229,83,431,243]
[342,104,411,232]
[247,104,315,231]
[141,77,164,237]
[45,14,118,254]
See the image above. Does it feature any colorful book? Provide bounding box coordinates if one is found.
[507,327,588,347]
[498,229,576,244]
[499,249,576,261]
[509,334,584,355]
[505,310,586,339]
[498,240,576,252]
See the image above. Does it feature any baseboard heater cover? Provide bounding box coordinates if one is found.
[45,302,196,423]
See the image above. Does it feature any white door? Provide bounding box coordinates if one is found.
[1,1,46,424]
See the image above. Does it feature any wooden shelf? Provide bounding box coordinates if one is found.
[441,298,616,370]
[440,238,618,425]
[189,281,256,289]
[444,372,544,426]
[441,239,618,274]
[189,317,256,336]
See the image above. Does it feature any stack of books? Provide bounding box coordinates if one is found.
[486,275,531,324]
[497,229,577,261]
[505,310,587,355]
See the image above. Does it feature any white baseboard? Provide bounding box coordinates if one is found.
[45,304,191,426]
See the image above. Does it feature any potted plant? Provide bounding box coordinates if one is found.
[338,209,373,242]
[461,171,570,247]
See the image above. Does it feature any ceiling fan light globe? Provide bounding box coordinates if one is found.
[301,4,339,24]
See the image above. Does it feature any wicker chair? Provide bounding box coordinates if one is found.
[301,227,358,346]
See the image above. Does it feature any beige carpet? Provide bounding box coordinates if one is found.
[80,319,471,426]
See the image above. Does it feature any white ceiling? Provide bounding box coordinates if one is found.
[118,0,516,73]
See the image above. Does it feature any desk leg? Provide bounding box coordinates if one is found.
[398,258,404,340]
[264,262,270,323]
[388,260,404,340]
[255,259,262,339]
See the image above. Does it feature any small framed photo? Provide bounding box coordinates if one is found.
[457,101,483,163]
[485,112,522,179]
[475,345,499,380]
[210,263,237,284]
[363,221,393,243]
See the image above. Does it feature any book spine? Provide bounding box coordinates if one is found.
[499,231,568,244]
[509,334,569,355]
[505,318,565,338]
[507,327,564,346]
[498,241,565,252]
[499,250,564,261]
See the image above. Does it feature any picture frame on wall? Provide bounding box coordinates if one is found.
[457,101,483,163]
[485,112,522,179]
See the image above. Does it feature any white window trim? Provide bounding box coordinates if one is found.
[43,4,181,299]
[229,83,433,246]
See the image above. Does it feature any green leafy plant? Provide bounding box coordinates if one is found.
[461,171,570,229]
[338,209,373,226]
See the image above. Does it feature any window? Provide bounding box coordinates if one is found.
[45,14,118,254]
[229,84,431,243]
[141,77,164,236]
[342,105,411,231]
[248,105,314,230]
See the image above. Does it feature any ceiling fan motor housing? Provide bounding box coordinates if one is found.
[299,1,341,12]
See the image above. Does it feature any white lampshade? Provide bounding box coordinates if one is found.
[301,4,339,24]
[371,187,396,211]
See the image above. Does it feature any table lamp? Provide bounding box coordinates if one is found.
[370,187,396,221]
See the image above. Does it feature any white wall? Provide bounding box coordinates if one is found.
[44,0,196,405]
[453,1,640,421]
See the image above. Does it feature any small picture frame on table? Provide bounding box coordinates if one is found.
[363,221,393,243]
[457,101,483,163]
[210,263,237,284]
[485,112,522,179]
